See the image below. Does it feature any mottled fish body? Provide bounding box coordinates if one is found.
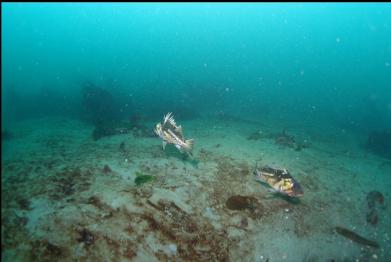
[254,166,303,197]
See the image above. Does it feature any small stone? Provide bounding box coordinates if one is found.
[167,243,177,255]
[103,165,112,174]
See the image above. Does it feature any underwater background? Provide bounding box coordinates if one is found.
[2,3,391,261]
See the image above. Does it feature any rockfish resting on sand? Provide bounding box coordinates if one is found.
[254,165,303,197]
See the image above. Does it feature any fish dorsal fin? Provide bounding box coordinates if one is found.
[262,172,275,177]
[163,112,172,125]
[163,112,178,130]
[168,115,177,128]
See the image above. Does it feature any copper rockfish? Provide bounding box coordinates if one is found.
[254,166,303,197]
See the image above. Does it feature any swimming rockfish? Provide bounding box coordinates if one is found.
[154,112,194,154]
[254,165,304,197]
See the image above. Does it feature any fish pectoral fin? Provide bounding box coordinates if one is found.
[162,141,167,150]
[255,177,267,185]
[267,188,279,194]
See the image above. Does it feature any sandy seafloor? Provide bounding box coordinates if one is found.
[1,115,390,262]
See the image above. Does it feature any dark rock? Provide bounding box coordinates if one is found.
[365,130,391,159]
[366,190,385,226]
[272,130,310,151]
[103,165,112,174]
[335,226,379,248]
[247,130,263,141]
[31,240,64,260]
[366,209,378,225]
[92,120,132,140]
[1,130,13,140]
[81,82,119,124]
[367,191,384,209]
[77,228,95,246]
[119,141,126,152]
[226,195,257,211]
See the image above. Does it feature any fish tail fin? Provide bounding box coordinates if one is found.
[185,139,194,150]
